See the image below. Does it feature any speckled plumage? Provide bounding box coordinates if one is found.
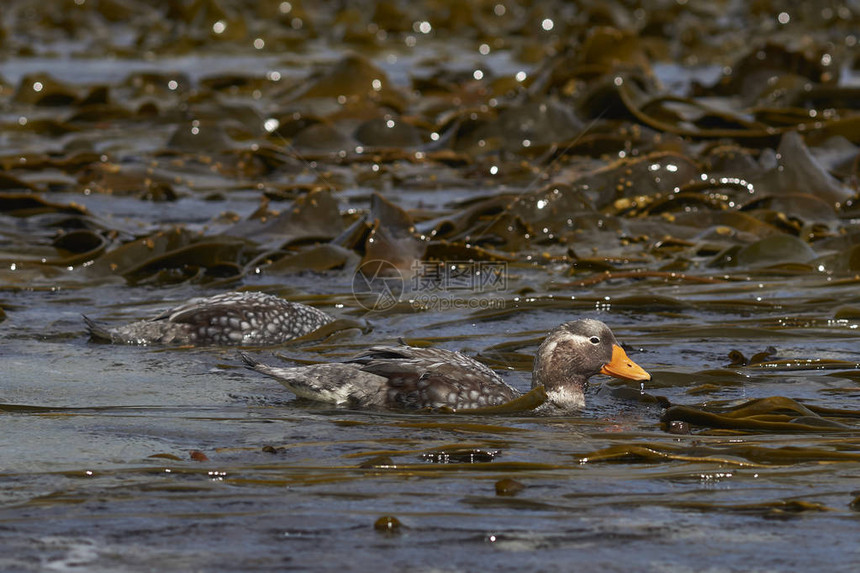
[241,318,651,412]
[84,292,333,346]
[241,345,517,410]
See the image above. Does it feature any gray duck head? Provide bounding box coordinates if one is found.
[532,319,650,409]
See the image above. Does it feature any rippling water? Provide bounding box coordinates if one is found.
[4,259,860,570]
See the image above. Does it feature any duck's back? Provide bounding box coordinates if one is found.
[88,292,332,346]
[242,345,520,410]
[350,346,519,410]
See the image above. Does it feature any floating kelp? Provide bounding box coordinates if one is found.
[50,229,108,266]
[373,515,402,534]
[118,239,249,285]
[704,42,835,103]
[6,4,860,572]
[662,396,860,433]
[288,53,407,113]
[451,99,584,155]
[455,387,548,415]
[734,235,818,268]
[264,243,357,274]
[226,189,346,249]
[0,193,87,217]
[726,346,777,367]
[354,117,425,148]
[754,131,854,204]
[0,173,38,192]
[579,440,860,466]
[358,193,425,272]
[494,478,525,496]
[85,227,195,277]
[422,448,500,464]
[12,73,80,106]
[673,499,836,517]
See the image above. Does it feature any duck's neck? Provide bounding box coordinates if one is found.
[531,341,588,410]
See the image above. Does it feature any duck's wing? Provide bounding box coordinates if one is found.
[348,346,520,410]
[163,292,323,324]
[156,292,332,345]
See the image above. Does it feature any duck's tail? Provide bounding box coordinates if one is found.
[82,314,113,342]
[239,352,385,406]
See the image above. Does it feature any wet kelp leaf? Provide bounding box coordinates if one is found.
[421,449,501,464]
[495,478,526,496]
[734,235,817,268]
[741,193,839,227]
[833,305,860,319]
[578,444,761,467]
[167,120,236,153]
[355,117,424,148]
[264,244,357,274]
[416,194,532,249]
[149,453,183,461]
[704,42,835,103]
[0,193,88,217]
[579,441,860,467]
[726,346,777,367]
[642,368,749,390]
[582,151,700,210]
[373,515,402,534]
[503,183,593,238]
[423,240,515,263]
[744,358,860,372]
[456,386,548,415]
[226,189,345,248]
[579,26,653,75]
[0,173,38,192]
[50,229,108,266]
[615,73,779,143]
[164,0,250,45]
[13,73,80,106]
[614,65,860,148]
[818,244,860,273]
[752,132,854,204]
[79,163,186,199]
[291,122,357,153]
[422,448,500,464]
[357,455,395,469]
[86,227,196,278]
[662,396,860,433]
[288,53,406,112]
[359,192,425,272]
[675,499,835,517]
[451,99,584,155]
[120,239,248,285]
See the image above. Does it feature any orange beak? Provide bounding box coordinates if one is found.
[600,344,651,381]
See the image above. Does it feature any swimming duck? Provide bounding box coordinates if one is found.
[240,318,650,411]
[84,291,333,346]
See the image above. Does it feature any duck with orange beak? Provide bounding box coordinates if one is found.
[241,318,649,413]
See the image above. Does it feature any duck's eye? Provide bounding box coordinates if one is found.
[589,336,600,345]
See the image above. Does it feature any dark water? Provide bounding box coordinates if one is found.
[3,1,860,571]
